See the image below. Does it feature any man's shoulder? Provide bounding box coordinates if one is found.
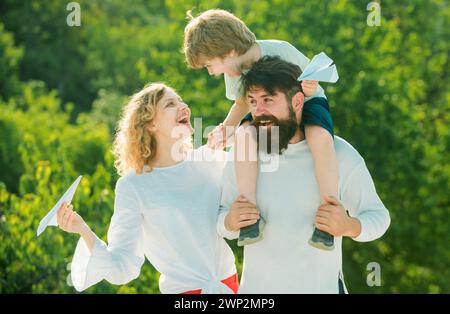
[334,136,365,170]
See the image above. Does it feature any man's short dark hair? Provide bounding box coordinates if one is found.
[241,56,303,100]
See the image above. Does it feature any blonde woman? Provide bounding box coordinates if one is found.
[57,83,251,294]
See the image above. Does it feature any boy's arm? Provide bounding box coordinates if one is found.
[280,41,326,99]
[223,96,250,127]
[301,80,319,97]
[208,97,249,149]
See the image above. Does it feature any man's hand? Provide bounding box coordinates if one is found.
[315,196,361,238]
[225,196,260,231]
[301,80,318,97]
[207,123,235,150]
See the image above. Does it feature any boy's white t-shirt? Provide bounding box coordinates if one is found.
[224,39,327,101]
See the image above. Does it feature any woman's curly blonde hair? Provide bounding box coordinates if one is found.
[112,83,168,176]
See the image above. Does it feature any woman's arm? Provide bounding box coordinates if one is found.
[58,179,145,291]
[57,202,95,252]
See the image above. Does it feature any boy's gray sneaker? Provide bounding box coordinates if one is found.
[238,218,265,246]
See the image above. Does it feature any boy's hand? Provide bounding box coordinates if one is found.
[225,196,260,231]
[301,80,318,97]
[57,202,87,235]
[207,123,235,150]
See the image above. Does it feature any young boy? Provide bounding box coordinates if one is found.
[183,9,338,250]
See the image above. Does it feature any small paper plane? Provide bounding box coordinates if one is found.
[298,52,339,83]
[36,175,82,236]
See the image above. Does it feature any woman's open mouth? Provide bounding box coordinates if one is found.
[176,115,191,128]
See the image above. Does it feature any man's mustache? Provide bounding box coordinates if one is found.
[251,114,280,127]
[249,110,299,155]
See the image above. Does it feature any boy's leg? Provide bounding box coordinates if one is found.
[234,124,265,246]
[305,125,338,250]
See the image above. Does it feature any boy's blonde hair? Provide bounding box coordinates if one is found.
[183,9,256,68]
[112,83,167,176]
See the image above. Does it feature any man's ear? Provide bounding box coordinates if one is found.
[292,91,305,116]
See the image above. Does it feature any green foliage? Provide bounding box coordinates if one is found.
[77,89,127,136]
[0,0,449,293]
[0,22,23,100]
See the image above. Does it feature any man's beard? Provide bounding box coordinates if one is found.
[251,107,299,155]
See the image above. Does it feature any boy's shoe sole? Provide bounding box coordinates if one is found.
[308,238,335,251]
[238,234,263,246]
[309,228,335,251]
[237,218,265,247]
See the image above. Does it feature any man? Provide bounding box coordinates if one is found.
[217,56,391,293]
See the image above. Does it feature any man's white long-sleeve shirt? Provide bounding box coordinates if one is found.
[217,136,390,293]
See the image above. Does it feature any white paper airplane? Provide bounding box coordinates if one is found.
[298,52,339,83]
[37,175,82,236]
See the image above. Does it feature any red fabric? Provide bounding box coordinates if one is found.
[181,273,239,294]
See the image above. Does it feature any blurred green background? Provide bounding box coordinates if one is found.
[0,0,449,293]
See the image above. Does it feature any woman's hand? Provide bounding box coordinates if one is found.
[57,202,87,235]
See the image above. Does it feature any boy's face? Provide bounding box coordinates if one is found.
[203,52,241,77]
